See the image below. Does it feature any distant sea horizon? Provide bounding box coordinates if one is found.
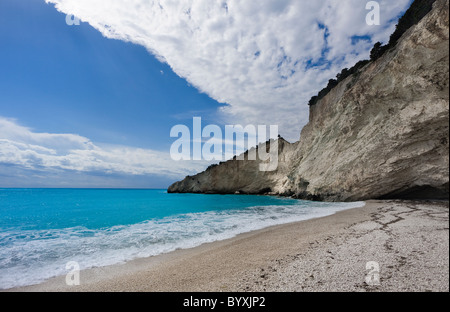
[0,188,364,289]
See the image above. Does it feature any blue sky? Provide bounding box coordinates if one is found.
[0,0,223,150]
[0,0,412,188]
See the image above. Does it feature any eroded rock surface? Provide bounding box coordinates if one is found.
[169,0,449,201]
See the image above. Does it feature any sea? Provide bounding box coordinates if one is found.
[0,188,364,289]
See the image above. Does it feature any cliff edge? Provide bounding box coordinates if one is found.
[169,0,449,201]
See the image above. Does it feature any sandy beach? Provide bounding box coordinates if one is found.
[9,200,449,292]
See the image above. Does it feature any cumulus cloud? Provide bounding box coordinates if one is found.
[0,117,208,182]
[45,0,410,140]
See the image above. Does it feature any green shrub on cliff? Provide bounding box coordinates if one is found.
[308,0,436,106]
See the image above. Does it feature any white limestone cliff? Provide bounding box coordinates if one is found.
[169,0,449,201]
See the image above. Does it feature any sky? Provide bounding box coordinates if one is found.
[0,0,412,188]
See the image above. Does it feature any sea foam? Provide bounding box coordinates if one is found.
[0,191,364,289]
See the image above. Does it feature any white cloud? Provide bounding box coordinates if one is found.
[0,117,208,180]
[45,0,410,141]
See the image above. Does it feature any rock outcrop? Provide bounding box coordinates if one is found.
[168,0,449,201]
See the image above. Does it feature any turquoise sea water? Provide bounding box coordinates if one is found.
[0,188,364,289]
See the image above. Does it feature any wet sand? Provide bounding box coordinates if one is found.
[9,200,449,292]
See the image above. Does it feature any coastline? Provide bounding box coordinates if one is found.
[8,200,449,292]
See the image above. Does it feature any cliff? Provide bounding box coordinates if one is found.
[168,0,449,201]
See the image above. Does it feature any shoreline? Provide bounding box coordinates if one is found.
[7,200,449,292]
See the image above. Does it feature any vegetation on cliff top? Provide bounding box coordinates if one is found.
[308,0,437,107]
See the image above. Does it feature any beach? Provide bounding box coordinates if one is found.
[10,200,449,292]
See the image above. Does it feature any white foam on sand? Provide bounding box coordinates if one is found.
[0,200,364,289]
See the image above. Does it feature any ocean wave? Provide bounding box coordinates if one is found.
[0,200,364,289]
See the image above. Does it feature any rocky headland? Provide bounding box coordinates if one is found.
[169,0,449,202]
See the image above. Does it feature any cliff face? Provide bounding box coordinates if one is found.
[168,138,299,195]
[168,0,449,201]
